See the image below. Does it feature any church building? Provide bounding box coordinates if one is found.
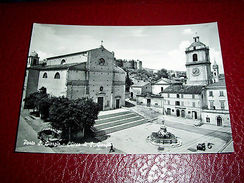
[24,45,126,111]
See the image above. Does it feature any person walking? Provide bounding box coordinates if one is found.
[109,143,115,153]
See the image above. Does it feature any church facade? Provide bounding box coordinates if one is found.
[24,46,126,111]
[162,36,231,126]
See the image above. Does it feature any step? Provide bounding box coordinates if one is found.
[98,111,131,120]
[95,116,144,130]
[95,119,148,136]
[95,113,137,125]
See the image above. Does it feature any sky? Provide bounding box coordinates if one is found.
[29,22,224,73]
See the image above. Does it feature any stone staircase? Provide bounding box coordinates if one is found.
[94,110,148,136]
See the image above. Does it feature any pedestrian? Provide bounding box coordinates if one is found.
[109,143,115,153]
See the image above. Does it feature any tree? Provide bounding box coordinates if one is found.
[49,97,100,142]
[125,71,133,92]
[24,87,48,113]
[38,96,55,120]
[156,69,168,79]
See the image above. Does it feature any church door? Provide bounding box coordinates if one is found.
[98,97,103,111]
[217,116,222,126]
[176,109,180,117]
[116,99,120,109]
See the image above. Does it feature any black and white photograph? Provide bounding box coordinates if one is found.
[15,22,234,154]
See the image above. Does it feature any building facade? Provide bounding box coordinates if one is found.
[201,79,230,126]
[162,85,203,120]
[25,46,126,111]
[130,81,151,99]
[151,78,181,95]
[161,36,230,125]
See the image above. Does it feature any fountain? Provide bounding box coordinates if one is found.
[147,125,181,147]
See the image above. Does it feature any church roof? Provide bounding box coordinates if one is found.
[46,48,96,60]
[162,85,204,94]
[46,46,111,60]
[28,63,86,71]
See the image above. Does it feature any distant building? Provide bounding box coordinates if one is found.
[115,59,142,70]
[212,60,219,83]
[24,46,126,111]
[130,81,151,99]
[167,70,186,79]
[137,93,164,113]
[151,78,181,95]
[143,68,158,74]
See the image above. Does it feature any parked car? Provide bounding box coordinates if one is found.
[197,143,206,151]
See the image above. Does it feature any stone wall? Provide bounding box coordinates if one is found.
[38,70,67,97]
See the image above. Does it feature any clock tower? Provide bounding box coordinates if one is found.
[185,36,212,86]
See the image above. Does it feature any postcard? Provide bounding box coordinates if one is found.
[15,22,234,154]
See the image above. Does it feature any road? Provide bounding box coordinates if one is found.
[165,120,232,142]
[164,119,233,153]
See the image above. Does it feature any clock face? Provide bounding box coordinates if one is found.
[192,67,200,76]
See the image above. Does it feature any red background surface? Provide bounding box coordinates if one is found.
[0,0,243,182]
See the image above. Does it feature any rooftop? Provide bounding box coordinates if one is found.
[131,81,150,87]
[28,62,86,71]
[45,46,109,60]
[152,78,182,85]
[162,85,204,94]
[186,36,208,51]
[206,79,226,88]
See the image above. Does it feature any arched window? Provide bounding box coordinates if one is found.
[42,72,47,78]
[61,59,66,65]
[54,72,60,79]
[193,54,198,61]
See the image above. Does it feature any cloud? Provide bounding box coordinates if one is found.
[167,40,190,71]
[125,28,148,38]
[183,28,193,35]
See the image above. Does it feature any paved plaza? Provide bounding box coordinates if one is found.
[16,107,233,154]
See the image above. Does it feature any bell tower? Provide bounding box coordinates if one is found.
[212,60,219,83]
[27,51,39,67]
[185,36,212,86]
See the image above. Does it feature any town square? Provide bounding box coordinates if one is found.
[15,22,234,154]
